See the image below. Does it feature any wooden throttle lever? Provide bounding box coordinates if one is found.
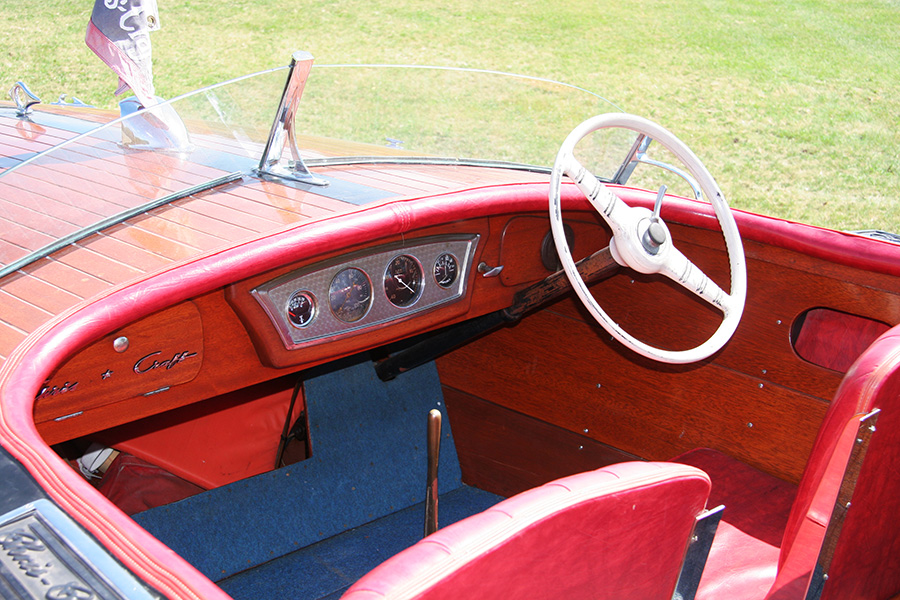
[425,409,442,537]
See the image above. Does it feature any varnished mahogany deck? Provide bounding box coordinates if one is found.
[0,107,546,363]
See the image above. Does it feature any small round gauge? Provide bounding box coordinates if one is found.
[433,253,459,289]
[329,267,372,323]
[384,254,424,308]
[287,290,317,328]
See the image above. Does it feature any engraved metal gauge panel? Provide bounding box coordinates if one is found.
[252,235,479,350]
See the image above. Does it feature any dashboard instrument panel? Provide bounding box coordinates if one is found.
[251,235,479,350]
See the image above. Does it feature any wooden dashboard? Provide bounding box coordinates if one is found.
[33,195,900,492]
[34,212,608,445]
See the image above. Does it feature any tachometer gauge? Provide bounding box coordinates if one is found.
[384,254,423,308]
[287,290,316,328]
[329,267,372,323]
[433,253,459,288]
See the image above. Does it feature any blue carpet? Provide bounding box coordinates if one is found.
[134,357,464,580]
[218,486,501,600]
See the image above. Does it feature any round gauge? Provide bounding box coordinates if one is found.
[329,267,373,323]
[287,290,317,328]
[433,253,459,288]
[384,254,424,308]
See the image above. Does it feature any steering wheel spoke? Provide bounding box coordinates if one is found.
[549,114,746,364]
[562,154,628,225]
[659,246,733,315]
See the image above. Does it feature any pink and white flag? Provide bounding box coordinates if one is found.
[85,0,161,108]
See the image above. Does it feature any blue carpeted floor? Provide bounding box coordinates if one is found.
[218,486,500,600]
[133,356,501,598]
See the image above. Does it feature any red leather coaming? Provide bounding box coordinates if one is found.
[0,181,899,599]
[676,324,900,600]
[342,462,711,600]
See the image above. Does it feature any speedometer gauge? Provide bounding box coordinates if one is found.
[329,267,372,323]
[384,254,423,308]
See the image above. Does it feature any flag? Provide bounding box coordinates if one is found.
[85,0,161,108]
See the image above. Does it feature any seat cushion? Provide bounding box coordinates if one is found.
[674,448,798,600]
[342,461,710,600]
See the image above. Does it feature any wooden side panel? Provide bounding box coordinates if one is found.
[444,386,638,498]
[36,292,271,445]
[438,307,827,484]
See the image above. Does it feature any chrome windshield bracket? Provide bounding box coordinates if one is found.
[613,134,703,201]
[9,81,41,117]
[257,51,329,187]
[612,134,651,185]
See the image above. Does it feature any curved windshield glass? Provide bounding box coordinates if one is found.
[0,64,626,278]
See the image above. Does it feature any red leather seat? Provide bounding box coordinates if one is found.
[675,324,900,599]
[341,462,711,600]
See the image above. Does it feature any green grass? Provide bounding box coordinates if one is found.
[1,0,897,231]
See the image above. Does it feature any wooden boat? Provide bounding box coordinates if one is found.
[2,44,900,600]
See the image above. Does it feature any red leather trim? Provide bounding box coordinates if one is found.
[780,326,900,569]
[0,181,897,597]
[792,309,890,373]
[98,454,205,515]
[804,326,900,599]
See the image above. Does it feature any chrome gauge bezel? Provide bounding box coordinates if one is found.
[251,235,479,350]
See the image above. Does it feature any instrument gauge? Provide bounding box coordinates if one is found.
[433,253,459,288]
[287,290,317,328]
[384,254,424,308]
[329,267,373,323]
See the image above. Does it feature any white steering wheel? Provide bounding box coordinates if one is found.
[549,114,746,364]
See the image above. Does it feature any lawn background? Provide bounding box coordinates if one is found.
[1,0,897,231]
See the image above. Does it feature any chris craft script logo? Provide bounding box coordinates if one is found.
[35,349,199,400]
[133,350,198,374]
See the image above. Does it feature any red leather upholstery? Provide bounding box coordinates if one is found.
[96,377,303,489]
[811,326,900,600]
[676,324,900,600]
[98,454,204,515]
[675,448,796,600]
[341,462,710,600]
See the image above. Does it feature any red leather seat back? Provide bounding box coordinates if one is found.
[771,325,900,599]
[816,326,900,600]
[341,462,710,600]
